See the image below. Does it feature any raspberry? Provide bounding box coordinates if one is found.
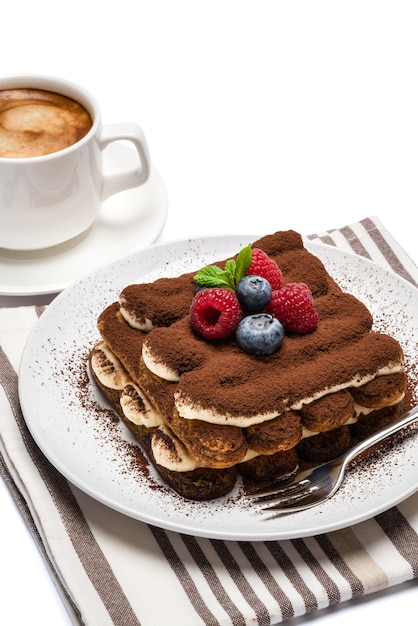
[265,282,318,334]
[247,249,283,290]
[190,288,242,339]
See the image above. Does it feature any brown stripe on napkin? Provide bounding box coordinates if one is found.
[150,526,222,625]
[0,347,141,626]
[359,217,418,287]
[181,535,249,624]
[0,454,83,623]
[210,539,273,623]
[240,542,299,618]
[315,534,364,596]
[339,225,373,259]
[308,216,418,287]
[290,538,341,605]
[376,508,418,577]
[306,226,371,258]
[321,528,388,591]
[264,541,317,616]
[35,304,47,318]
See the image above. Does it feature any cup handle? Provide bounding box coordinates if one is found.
[97,122,151,201]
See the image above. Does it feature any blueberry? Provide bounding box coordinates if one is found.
[235,313,284,355]
[236,275,272,312]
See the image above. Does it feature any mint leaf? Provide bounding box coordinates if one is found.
[194,244,253,290]
[194,265,233,288]
[223,259,237,287]
[235,244,252,284]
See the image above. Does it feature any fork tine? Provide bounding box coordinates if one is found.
[245,466,315,501]
[259,487,317,510]
[249,478,311,503]
[245,405,418,517]
[263,492,325,517]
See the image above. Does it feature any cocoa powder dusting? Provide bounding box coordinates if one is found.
[81,229,416,509]
[64,344,158,490]
[97,230,407,425]
[120,276,196,328]
[147,305,402,419]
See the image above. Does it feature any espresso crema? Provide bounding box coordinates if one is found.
[0,88,92,158]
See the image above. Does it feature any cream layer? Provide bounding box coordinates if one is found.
[91,343,403,474]
[120,383,162,427]
[119,300,155,332]
[90,342,131,390]
[353,392,405,416]
[174,363,403,428]
[151,424,201,471]
[142,342,180,382]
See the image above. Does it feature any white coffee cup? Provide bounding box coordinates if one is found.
[0,74,151,250]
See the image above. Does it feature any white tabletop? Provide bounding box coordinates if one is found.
[1,1,418,623]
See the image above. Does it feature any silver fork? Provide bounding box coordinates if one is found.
[246,404,418,515]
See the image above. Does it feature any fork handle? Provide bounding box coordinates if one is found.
[344,404,418,467]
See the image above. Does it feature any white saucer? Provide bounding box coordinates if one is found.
[0,143,168,296]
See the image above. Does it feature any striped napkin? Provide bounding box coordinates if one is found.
[0,216,417,626]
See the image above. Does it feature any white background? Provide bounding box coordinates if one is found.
[1,1,417,623]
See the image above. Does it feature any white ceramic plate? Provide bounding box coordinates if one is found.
[0,143,168,296]
[19,236,418,541]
